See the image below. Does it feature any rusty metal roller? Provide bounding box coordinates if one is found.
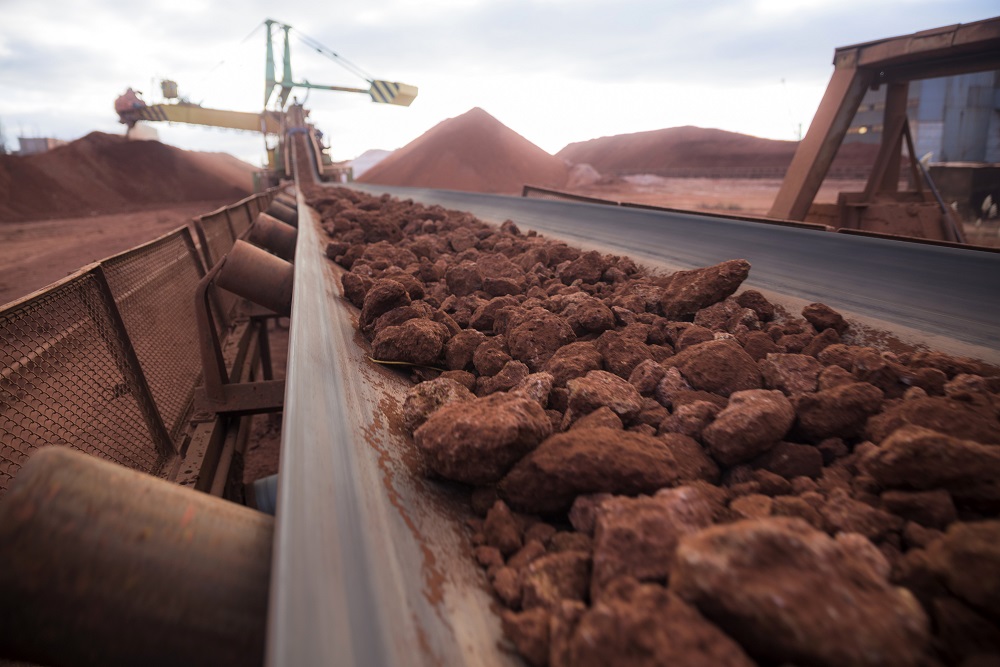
[0,446,273,667]
[216,240,294,315]
[266,198,298,227]
[274,193,298,211]
[247,212,297,261]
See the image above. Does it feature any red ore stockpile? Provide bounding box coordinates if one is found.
[307,183,1000,667]
[357,107,570,195]
[557,125,879,176]
[0,132,255,222]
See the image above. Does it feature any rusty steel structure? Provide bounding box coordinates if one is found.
[769,17,1000,241]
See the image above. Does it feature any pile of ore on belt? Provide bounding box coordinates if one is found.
[307,185,1000,667]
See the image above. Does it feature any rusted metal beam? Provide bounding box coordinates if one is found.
[192,379,285,416]
[844,17,1000,69]
[768,62,874,221]
[770,17,1000,225]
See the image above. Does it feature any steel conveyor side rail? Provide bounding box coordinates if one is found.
[266,186,389,665]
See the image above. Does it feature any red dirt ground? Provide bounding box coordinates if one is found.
[0,202,238,306]
[357,107,570,195]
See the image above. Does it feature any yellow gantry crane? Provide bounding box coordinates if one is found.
[115,19,416,183]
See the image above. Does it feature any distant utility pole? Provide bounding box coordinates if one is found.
[0,117,7,154]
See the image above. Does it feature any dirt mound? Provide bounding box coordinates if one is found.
[557,126,878,176]
[0,132,255,222]
[357,108,569,195]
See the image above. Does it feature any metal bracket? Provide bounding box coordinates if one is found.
[194,257,285,416]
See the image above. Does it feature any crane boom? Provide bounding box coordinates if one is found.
[118,100,283,134]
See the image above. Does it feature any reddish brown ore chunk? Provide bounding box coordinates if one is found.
[751,441,823,480]
[559,293,616,336]
[401,377,475,433]
[658,400,719,441]
[565,370,643,425]
[759,352,823,396]
[661,432,720,483]
[521,551,591,610]
[664,339,762,398]
[590,487,717,596]
[469,295,520,332]
[380,268,425,300]
[512,372,555,408]
[548,531,593,555]
[490,566,522,608]
[657,259,751,319]
[628,359,666,395]
[793,381,884,441]
[817,364,855,390]
[507,310,577,371]
[802,302,848,334]
[414,392,553,485]
[444,328,486,371]
[370,302,435,338]
[737,330,781,361]
[448,227,478,252]
[770,495,824,529]
[499,428,679,515]
[472,335,512,376]
[477,360,530,396]
[861,425,1000,503]
[542,341,603,387]
[866,396,1000,445]
[735,289,775,322]
[325,241,349,261]
[819,489,903,541]
[559,579,756,667]
[569,406,623,432]
[500,607,551,667]
[508,540,548,571]
[371,318,450,367]
[594,330,653,379]
[568,494,613,535]
[559,250,610,285]
[880,489,957,530]
[360,278,410,332]
[340,271,372,309]
[929,597,1000,665]
[484,500,524,556]
[671,518,930,667]
[729,494,773,520]
[907,350,986,378]
[445,260,482,296]
[801,327,841,357]
[926,521,1000,622]
[702,389,795,466]
[479,253,527,296]
[360,241,418,269]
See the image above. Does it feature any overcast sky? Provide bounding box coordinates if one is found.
[0,1,996,165]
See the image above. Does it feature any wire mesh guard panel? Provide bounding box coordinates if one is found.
[101,230,204,442]
[199,211,236,268]
[229,204,254,239]
[0,274,166,495]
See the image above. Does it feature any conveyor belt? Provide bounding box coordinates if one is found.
[351,185,1000,364]
[267,179,1000,667]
